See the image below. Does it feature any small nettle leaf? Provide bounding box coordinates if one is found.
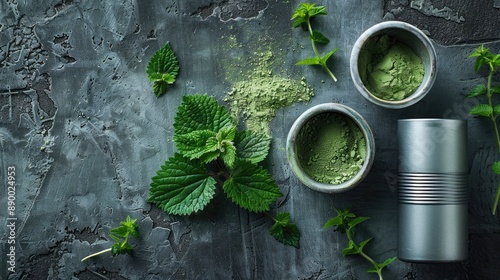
[234,130,271,164]
[221,140,237,168]
[148,153,217,215]
[296,57,321,65]
[147,42,180,97]
[466,84,487,98]
[291,17,307,29]
[320,48,339,64]
[358,237,373,251]
[474,57,485,73]
[494,105,500,117]
[341,240,359,256]
[323,216,343,229]
[492,161,500,175]
[174,94,234,135]
[492,86,500,94]
[174,130,217,160]
[378,257,397,270]
[348,216,369,228]
[270,212,301,248]
[310,31,329,44]
[217,126,237,142]
[470,104,493,117]
[153,81,169,97]
[111,242,134,256]
[223,160,282,213]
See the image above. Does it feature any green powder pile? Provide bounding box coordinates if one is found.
[358,34,424,101]
[296,112,366,185]
[224,68,314,136]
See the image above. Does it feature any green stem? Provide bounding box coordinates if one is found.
[306,19,337,82]
[346,228,384,280]
[81,248,112,262]
[487,70,500,215]
[493,181,500,215]
[306,20,320,59]
[487,71,500,152]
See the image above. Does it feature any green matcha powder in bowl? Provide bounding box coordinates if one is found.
[286,103,375,193]
[350,21,437,109]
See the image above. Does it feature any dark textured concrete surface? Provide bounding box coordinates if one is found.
[1,0,500,279]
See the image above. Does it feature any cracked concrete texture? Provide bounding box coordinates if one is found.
[1,0,500,279]
[384,0,500,45]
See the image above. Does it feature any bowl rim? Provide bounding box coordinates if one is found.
[350,20,437,109]
[286,103,376,193]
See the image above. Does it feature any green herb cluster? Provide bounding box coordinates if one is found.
[467,45,500,215]
[147,42,180,97]
[148,94,300,248]
[292,3,339,82]
[81,216,140,262]
[324,208,396,280]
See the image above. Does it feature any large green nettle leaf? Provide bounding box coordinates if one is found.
[234,130,271,164]
[174,94,234,135]
[147,42,180,97]
[223,160,282,213]
[148,153,216,215]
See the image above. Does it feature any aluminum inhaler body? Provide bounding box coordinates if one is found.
[397,119,468,262]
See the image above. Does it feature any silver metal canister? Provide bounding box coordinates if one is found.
[398,119,468,262]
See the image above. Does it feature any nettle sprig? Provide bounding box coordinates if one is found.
[467,45,500,215]
[292,2,339,82]
[148,94,300,248]
[324,208,396,280]
[81,216,139,262]
[147,42,180,97]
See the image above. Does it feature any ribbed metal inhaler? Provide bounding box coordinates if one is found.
[398,119,468,262]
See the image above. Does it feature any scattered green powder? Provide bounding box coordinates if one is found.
[296,112,366,185]
[358,34,424,101]
[223,51,314,136]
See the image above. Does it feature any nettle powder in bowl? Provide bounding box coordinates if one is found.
[286,103,375,193]
[296,112,366,185]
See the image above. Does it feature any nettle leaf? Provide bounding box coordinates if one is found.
[291,3,326,27]
[378,257,397,270]
[492,161,500,175]
[466,84,487,98]
[216,126,237,167]
[494,105,500,117]
[320,48,339,64]
[174,130,217,160]
[223,160,282,213]
[147,42,180,97]
[174,94,234,135]
[492,86,500,94]
[296,57,321,65]
[470,104,493,117]
[342,240,359,256]
[270,212,301,248]
[310,31,329,44]
[234,130,271,164]
[348,216,369,228]
[110,216,139,239]
[323,216,343,229]
[221,140,237,168]
[358,237,373,251]
[148,153,217,215]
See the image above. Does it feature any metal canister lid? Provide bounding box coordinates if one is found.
[398,119,467,174]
